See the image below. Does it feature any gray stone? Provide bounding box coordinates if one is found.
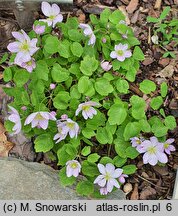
[0,157,126,200]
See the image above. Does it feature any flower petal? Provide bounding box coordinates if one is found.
[24,113,37,125]
[112,168,123,178]
[41,1,52,17]
[52,14,63,27]
[51,3,60,16]
[7,42,20,53]
[98,164,106,175]
[110,51,117,59]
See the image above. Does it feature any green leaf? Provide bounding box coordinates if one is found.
[58,40,71,58]
[34,60,49,81]
[113,156,127,167]
[82,127,95,139]
[160,6,170,20]
[139,80,156,94]
[3,67,12,82]
[82,161,99,177]
[57,144,77,166]
[151,120,168,137]
[109,10,125,24]
[86,111,106,130]
[150,96,163,110]
[44,35,59,54]
[80,56,98,76]
[34,134,54,153]
[100,8,111,25]
[133,46,145,61]
[114,137,130,158]
[51,63,69,82]
[68,29,82,42]
[116,79,129,94]
[4,120,14,133]
[78,76,95,97]
[13,69,30,87]
[96,127,113,144]
[124,122,141,141]
[122,165,137,175]
[126,67,137,82]
[100,156,113,165]
[59,167,76,186]
[87,153,101,163]
[108,104,127,125]
[126,146,139,159]
[81,146,91,156]
[0,52,8,64]
[164,116,176,130]
[139,119,151,133]
[76,180,94,196]
[53,91,70,109]
[160,82,168,97]
[147,16,159,23]
[95,78,113,96]
[130,95,146,120]
[71,42,83,57]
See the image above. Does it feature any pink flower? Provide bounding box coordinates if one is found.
[50,83,56,90]
[7,30,39,65]
[40,1,63,27]
[130,137,145,153]
[118,174,128,184]
[33,24,45,35]
[50,111,57,117]
[21,106,27,111]
[79,23,96,46]
[102,38,107,43]
[100,61,112,71]
[8,106,21,135]
[24,111,56,130]
[75,101,99,120]
[162,138,176,155]
[141,137,168,166]
[110,43,132,62]
[100,187,108,195]
[53,121,68,143]
[66,160,81,177]
[21,58,36,73]
[54,117,79,143]
[94,163,123,193]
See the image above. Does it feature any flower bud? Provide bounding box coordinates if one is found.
[50,83,56,90]
[100,61,112,71]
[102,38,107,43]
[33,24,45,35]
[21,106,27,111]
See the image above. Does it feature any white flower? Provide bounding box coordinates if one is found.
[7,30,39,65]
[94,163,123,193]
[79,23,96,46]
[8,106,21,135]
[66,160,81,177]
[75,101,99,120]
[24,111,56,130]
[53,121,68,143]
[110,43,132,62]
[40,1,63,27]
[151,35,159,45]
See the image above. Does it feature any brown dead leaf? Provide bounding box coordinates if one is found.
[156,64,174,78]
[0,121,14,157]
[130,183,139,200]
[154,0,162,10]
[0,73,3,80]
[140,186,157,200]
[153,165,169,176]
[126,0,139,14]
[0,122,6,135]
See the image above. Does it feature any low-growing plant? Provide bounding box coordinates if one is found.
[1,1,176,198]
[147,6,178,58]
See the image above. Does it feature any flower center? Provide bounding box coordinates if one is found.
[147,146,156,154]
[82,105,90,111]
[164,143,169,149]
[70,162,77,169]
[49,15,55,20]
[20,42,29,52]
[27,60,32,66]
[136,140,141,145]
[105,172,111,181]
[117,50,124,56]
[67,122,74,129]
[35,113,44,120]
